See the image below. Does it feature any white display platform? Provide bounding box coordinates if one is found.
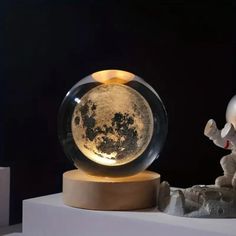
[23,193,236,236]
[0,167,10,227]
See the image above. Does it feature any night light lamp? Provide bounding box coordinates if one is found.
[58,69,168,210]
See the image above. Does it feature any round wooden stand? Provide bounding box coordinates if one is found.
[63,170,160,210]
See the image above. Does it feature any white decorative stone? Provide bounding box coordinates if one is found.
[22,193,236,236]
[0,167,10,226]
[159,184,236,218]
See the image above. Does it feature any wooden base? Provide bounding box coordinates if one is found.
[63,170,160,210]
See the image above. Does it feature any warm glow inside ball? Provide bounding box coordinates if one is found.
[58,70,168,176]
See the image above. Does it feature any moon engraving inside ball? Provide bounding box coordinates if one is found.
[71,83,154,166]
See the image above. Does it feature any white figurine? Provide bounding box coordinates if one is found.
[158,95,236,218]
[204,95,236,188]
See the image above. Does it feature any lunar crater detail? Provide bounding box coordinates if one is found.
[72,84,154,166]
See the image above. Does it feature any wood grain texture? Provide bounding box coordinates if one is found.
[63,170,160,210]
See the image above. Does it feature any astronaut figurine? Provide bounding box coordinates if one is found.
[204,95,236,188]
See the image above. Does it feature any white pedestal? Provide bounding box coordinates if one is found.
[0,167,10,227]
[23,193,236,236]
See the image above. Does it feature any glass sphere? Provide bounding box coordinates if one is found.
[58,70,168,177]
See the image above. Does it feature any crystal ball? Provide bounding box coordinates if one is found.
[58,70,168,176]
